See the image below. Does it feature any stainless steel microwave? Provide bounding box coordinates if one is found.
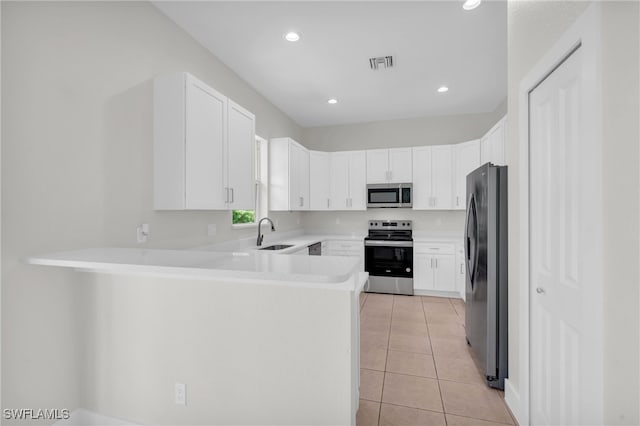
[366,183,412,208]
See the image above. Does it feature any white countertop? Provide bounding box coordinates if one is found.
[25,229,462,287]
[26,247,362,287]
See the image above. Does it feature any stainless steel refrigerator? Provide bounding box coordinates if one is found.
[464,163,508,390]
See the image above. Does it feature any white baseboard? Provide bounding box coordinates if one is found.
[54,409,140,426]
[504,379,525,425]
[413,289,462,299]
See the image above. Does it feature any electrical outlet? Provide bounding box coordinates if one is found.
[207,224,217,236]
[137,224,149,243]
[175,383,186,405]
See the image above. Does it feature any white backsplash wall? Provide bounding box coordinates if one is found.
[302,210,465,237]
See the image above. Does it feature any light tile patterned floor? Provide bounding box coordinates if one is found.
[357,293,517,426]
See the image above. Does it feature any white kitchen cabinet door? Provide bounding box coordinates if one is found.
[412,145,453,210]
[330,151,366,210]
[413,253,432,291]
[366,149,390,183]
[430,145,454,209]
[183,76,227,210]
[270,138,309,211]
[309,151,331,210]
[433,255,456,292]
[411,147,433,210]
[330,152,350,210]
[348,151,367,210]
[227,100,256,211]
[388,148,413,183]
[454,139,480,210]
[480,116,507,166]
[290,143,310,210]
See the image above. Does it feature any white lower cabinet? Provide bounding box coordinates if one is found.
[323,240,364,271]
[413,242,456,293]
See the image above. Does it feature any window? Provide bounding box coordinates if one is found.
[232,136,268,226]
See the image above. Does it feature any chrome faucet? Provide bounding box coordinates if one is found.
[256,217,276,246]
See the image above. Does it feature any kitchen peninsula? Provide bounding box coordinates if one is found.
[27,244,366,425]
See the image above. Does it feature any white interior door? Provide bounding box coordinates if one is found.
[529,46,598,426]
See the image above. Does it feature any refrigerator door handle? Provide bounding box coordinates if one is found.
[464,193,479,288]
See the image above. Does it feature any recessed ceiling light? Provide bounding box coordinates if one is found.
[328,99,338,104]
[462,0,481,10]
[284,32,300,42]
[437,86,449,93]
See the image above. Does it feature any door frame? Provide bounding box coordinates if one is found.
[510,3,603,425]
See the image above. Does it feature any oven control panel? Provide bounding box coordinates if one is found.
[368,220,412,230]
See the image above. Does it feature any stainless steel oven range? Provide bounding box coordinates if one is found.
[364,220,413,295]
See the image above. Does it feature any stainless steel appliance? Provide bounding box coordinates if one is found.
[364,220,413,295]
[465,163,508,389]
[308,242,322,256]
[366,183,412,208]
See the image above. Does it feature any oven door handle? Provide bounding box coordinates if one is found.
[364,240,413,248]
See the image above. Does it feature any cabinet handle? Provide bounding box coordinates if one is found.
[460,263,463,274]
[435,258,438,268]
[456,196,459,207]
[430,258,433,268]
[299,196,303,207]
[230,188,234,203]
[327,198,330,209]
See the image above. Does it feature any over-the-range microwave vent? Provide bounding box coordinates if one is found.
[369,55,394,70]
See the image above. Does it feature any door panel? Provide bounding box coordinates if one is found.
[530,47,585,426]
[348,151,367,210]
[330,152,349,210]
[309,151,331,210]
[431,145,453,209]
[227,100,255,210]
[184,78,226,209]
[366,149,389,183]
[411,147,432,209]
[388,148,412,183]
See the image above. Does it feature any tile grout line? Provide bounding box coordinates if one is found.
[421,296,449,425]
[377,295,395,426]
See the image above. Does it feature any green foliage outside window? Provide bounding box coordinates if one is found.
[232,210,255,224]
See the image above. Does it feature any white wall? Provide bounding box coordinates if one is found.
[600,3,639,423]
[1,1,302,421]
[300,103,506,234]
[507,1,639,424]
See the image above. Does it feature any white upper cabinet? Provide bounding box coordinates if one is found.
[453,139,480,210]
[412,145,453,210]
[309,151,331,210]
[227,100,256,211]
[388,148,413,182]
[330,151,366,210]
[154,72,255,211]
[366,148,412,183]
[270,138,310,211]
[480,115,507,166]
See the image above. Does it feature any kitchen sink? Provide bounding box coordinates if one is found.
[259,244,294,251]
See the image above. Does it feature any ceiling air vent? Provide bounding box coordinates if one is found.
[369,56,394,70]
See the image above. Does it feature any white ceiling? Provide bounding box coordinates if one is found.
[154,1,507,128]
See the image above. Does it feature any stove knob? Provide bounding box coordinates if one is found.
[406,267,411,273]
